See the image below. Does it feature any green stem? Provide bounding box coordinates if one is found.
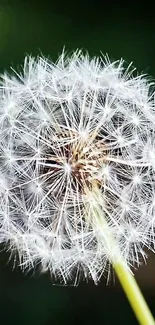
[84,186,155,325]
[114,261,155,325]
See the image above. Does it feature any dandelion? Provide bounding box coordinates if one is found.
[0,50,155,324]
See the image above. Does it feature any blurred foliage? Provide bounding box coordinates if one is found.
[0,1,155,324]
[0,1,155,74]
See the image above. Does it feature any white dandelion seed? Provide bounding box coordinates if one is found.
[0,50,155,286]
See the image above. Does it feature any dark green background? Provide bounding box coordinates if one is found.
[0,1,155,324]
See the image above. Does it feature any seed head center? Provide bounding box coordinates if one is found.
[68,135,106,188]
[43,130,107,191]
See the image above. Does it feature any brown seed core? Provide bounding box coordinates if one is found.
[43,129,107,192]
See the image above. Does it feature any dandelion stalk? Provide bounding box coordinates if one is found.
[114,262,155,325]
[87,185,155,325]
[0,50,155,324]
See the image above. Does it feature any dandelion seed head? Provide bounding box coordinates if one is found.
[0,50,155,284]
